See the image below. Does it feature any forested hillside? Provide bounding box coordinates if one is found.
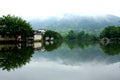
[29,14,120,34]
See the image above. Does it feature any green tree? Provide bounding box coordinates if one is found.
[0,15,33,40]
[77,31,85,40]
[65,30,98,41]
[65,30,77,40]
[43,30,62,40]
[100,26,120,40]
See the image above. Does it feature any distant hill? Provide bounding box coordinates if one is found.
[33,43,120,65]
[29,14,120,34]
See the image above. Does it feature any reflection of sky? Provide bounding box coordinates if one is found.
[0,44,120,80]
[32,44,120,65]
[0,60,120,80]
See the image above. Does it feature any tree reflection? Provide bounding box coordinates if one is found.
[1,41,120,71]
[65,40,97,50]
[0,44,34,71]
[100,42,120,55]
[65,41,120,56]
[34,41,120,56]
[43,41,62,51]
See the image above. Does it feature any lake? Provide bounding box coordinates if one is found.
[0,41,120,80]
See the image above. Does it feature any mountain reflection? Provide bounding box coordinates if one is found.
[33,41,120,66]
[64,41,120,55]
[0,41,120,71]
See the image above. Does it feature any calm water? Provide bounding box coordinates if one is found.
[0,41,120,80]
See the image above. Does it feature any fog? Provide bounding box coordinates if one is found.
[0,0,120,19]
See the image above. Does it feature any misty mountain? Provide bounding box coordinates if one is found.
[33,44,120,65]
[29,14,120,34]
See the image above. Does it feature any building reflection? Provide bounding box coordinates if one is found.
[0,41,62,71]
[0,40,61,54]
[33,42,45,51]
[0,40,119,71]
[33,41,61,52]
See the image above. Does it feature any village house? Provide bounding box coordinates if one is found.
[0,34,21,41]
[0,29,46,42]
[33,29,46,41]
[0,28,55,42]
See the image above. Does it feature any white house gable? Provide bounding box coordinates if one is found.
[34,29,46,41]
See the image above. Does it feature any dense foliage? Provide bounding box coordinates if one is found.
[43,30,62,40]
[100,26,120,40]
[0,15,33,40]
[30,14,120,34]
[64,30,98,41]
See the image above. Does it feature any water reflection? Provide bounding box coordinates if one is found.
[64,40,97,49]
[30,41,120,80]
[0,41,62,71]
[65,41,120,55]
[0,41,120,71]
[0,43,34,71]
[33,41,120,65]
[33,41,62,52]
[100,42,120,55]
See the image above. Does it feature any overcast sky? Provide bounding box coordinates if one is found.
[0,0,120,19]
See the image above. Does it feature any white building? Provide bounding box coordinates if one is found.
[34,29,46,41]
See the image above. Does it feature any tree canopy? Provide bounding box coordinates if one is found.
[65,30,97,41]
[0,15,33,39]
[100,26,120,39]
[43,30,62,40]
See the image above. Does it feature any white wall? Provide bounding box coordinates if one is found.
[34,35,42,41]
